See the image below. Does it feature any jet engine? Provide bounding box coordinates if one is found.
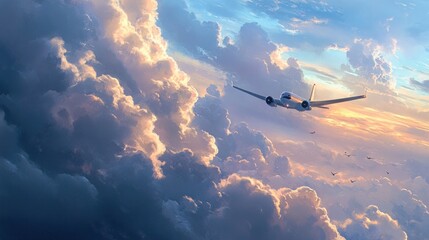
[265,96,276,107]
[301,100,310,109]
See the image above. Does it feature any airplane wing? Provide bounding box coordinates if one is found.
[233,85,284,107]
[310,94,366,108]
[232,85,266,101]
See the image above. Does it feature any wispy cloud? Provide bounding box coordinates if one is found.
[410,78,429,93]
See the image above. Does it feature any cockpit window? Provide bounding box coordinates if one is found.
[282,95,291,99]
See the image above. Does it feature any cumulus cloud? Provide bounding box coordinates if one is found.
[89,0,218,165]
[303,175,429,240]
[263,124,429,240]
[192,85,231,139]
[218,22,307,97]
[193,86,290,183]
[158,0,317,135]
[10,1,429,240]
[8,34,164,175]
[207,174,344,240]
[158,1,308,97]
[0,0,192,238]
[155,2,429,240]
[341,205,407,240]
[0,1,348,239]
[346,39,394,88]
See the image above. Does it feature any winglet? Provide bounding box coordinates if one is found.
[309,84,316,101]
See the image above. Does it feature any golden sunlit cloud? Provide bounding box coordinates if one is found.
[320,105,429,148]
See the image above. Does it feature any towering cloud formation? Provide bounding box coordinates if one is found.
[89,0,218,165]
[49,37,165,174]
[0,1,379,238]
[0,0,346,239]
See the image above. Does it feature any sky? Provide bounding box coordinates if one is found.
[0,0,428,239]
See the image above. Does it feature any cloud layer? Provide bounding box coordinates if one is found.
[1,0,428,239]
[0,0,346,239]
[156,1,429,240]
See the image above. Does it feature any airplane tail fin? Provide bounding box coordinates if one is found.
[309,84,316,101]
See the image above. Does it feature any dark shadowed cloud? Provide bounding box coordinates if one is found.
[5,0,429,239]
[0,1,346,239]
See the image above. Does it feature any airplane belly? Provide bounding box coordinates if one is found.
[280,99,291,108]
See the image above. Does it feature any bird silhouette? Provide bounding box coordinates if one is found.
[345,152,352,157]
[331,171,338,176]
[350,179,356,183]
[310,131,316,134]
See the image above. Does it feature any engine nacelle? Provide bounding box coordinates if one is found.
[301,100,310,109]
[265,96,277,107]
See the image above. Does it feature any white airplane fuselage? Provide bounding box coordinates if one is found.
[278,91,310,111]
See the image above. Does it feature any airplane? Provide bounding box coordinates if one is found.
[233,84,366,111]
[350,179,357,183]
[331,171,338,176]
